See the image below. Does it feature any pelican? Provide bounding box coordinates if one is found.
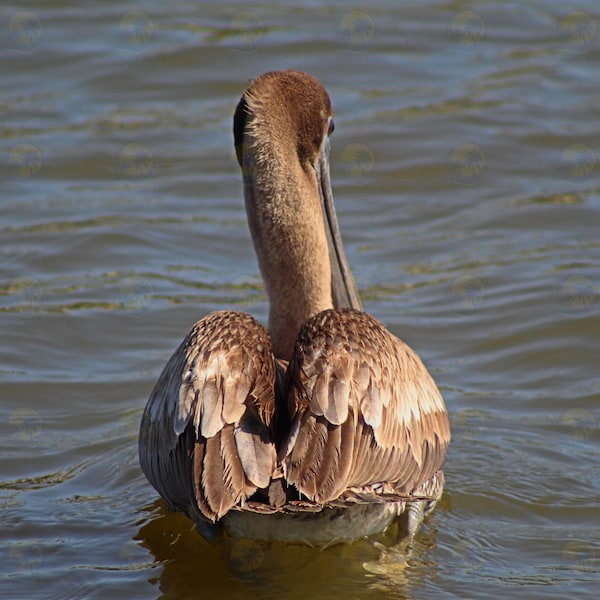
[139,70,450,545]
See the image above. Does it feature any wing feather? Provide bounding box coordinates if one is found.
[199,377,223,438]
[283,308,450,504]
[234,408,275,488]
[201,434,228,517]
[139,310,277,523]
[348,419,374,487]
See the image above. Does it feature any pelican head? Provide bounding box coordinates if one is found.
[233,70,361,359]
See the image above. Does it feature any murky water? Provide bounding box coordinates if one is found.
[1,2,599,598]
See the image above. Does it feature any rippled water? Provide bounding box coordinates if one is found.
[1,2,599,598]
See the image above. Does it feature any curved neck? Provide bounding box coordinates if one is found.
[243,143,333,360]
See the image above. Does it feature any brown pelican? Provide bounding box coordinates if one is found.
[139,70,450,545]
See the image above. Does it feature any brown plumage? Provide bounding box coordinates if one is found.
[139,70,450,545]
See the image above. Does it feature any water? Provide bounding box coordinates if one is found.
[1,1,599,598]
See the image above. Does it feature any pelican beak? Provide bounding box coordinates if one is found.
[315,137,363,311]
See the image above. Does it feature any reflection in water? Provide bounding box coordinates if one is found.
[135,499,444,598]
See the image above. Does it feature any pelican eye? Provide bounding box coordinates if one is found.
[327,118,335,136]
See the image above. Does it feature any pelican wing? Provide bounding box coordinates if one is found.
[282,309,450,504]
[139,311,277,522]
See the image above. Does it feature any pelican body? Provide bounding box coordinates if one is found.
[139,71,450,545]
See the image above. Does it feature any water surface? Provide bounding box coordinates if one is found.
[1,2,599,598]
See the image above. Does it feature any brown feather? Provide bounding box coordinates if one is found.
[140,310,279,523]
[283,308,450,503]
[313,420,342,501]
[234,408,276,489]
[296,416,328,496]
[193,436,213,519]
[201,434,227,518]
